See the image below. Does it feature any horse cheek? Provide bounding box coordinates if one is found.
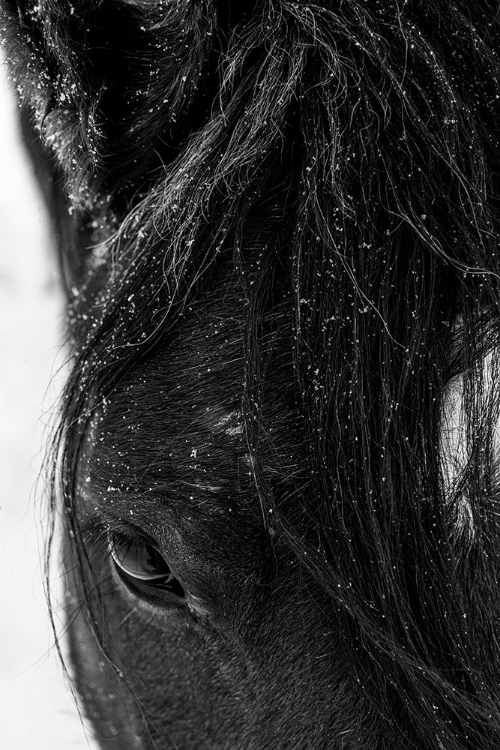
[63,549,144,749]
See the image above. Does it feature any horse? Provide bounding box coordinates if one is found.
[3,0,500,747]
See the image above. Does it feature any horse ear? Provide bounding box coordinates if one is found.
[19,108,90,295]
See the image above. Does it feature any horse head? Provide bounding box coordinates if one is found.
[3,1,500,747]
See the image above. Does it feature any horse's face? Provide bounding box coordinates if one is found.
[6,0,500,747]
[66,278,348,749]
[1,3,357,745]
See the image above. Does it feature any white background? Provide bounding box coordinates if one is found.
[0,56,97,749]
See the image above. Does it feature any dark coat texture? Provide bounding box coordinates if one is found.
[3,1,500,748]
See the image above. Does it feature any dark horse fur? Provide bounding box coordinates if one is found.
[3,0,500,747]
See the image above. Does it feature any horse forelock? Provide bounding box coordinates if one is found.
[7,0,500,746]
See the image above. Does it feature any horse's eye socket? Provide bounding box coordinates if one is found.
[109,535,185,597]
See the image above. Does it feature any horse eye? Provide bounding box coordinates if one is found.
[109,535,185,598]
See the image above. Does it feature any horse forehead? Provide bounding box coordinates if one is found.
[111,335,246,445]
[81,404,254,541]
[203,408,244,437]
[84,314,252,498]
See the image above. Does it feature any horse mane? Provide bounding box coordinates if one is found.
[5,0,500,745]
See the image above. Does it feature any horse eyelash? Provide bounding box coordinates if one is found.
[77,513,157,558]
